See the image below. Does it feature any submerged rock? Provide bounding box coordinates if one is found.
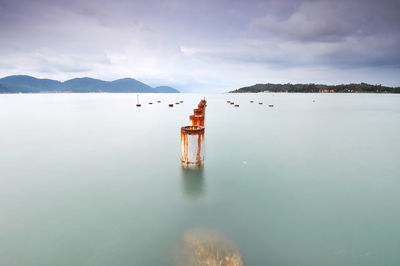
[175,228,244,266]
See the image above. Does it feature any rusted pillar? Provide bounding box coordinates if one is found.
[190,115,204,126]
[194,108,203,116]
[181,126,205,168]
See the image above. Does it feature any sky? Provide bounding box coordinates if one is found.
[0,0,399,92]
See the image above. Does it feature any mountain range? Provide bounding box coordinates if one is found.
[0,75,180,93]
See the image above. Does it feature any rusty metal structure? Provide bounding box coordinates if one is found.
[181,99,207,168]
[190,115,205,127]
[193,108,203,116]
[180,126,205,168]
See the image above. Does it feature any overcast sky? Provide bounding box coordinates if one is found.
[0,0,399,92]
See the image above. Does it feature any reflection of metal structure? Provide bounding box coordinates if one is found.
[181,99,207,168]
[190,115,204,127]
[181,126,205,168]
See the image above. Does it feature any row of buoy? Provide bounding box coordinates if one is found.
[135,94,184,107]
[180,99,207,168]
[227,100,274,107]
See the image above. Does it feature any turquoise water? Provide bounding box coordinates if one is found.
[0,93,399,265]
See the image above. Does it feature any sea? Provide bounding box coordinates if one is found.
[0,93,399,265]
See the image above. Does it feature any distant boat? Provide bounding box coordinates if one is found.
[136,94,141,107]
[149,102,153,104]
[258,102,263,105]
[268,104,274,107]
[250,100,254,103]
[157,100,161,103]
[234,104,239,107]
[169,104,174,107]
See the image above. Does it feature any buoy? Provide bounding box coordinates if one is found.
[136,94,141,107]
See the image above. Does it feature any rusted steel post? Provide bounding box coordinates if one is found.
[193,108,203,116]
[190,115,205,126]
[198,104,206,114]
[181,126,205,168]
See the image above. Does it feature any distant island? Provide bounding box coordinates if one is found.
[231,83,400,93]
[0,75,180,93]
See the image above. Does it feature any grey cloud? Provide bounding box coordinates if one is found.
[250,0,400,42]
[0,0,399,90]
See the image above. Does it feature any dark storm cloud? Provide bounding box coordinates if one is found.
[0,0,399,90]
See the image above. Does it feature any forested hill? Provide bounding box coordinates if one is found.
[0,75,180,93]
[231,83,400,93]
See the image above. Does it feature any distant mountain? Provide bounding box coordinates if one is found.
[111,78,156,92]
[230,83,400,93]
[0,75,62,92]
[153,86,180,93]
[0,75,180,93]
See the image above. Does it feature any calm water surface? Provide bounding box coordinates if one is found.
[0,93,399,265]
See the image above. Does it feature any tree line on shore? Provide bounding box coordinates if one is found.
[231,83,400,93]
